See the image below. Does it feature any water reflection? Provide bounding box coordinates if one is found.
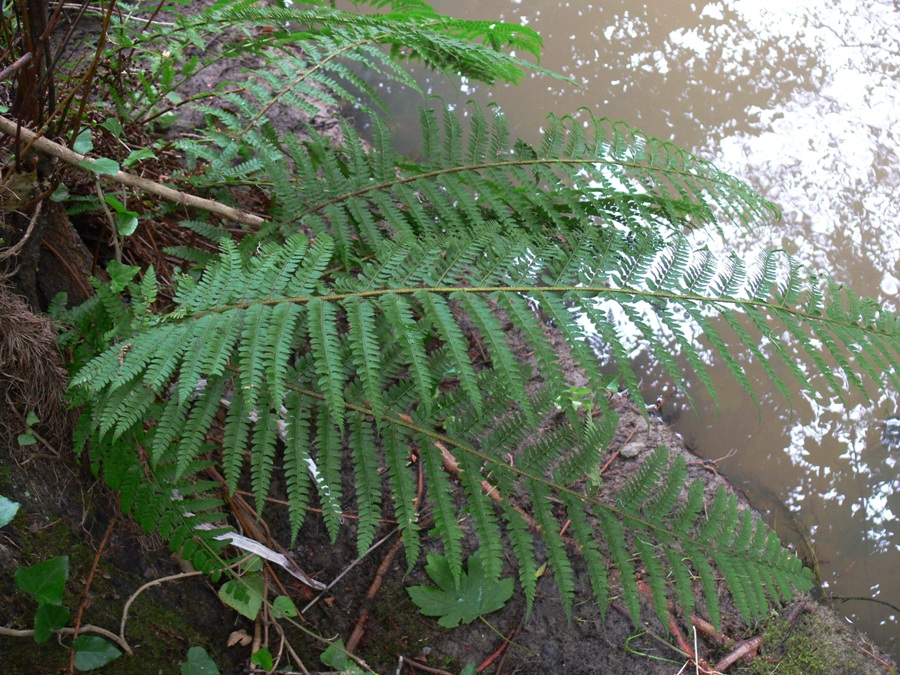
[345,0,900,652]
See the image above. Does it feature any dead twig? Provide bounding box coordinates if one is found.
[344,535,405,654]
[345,453,424,654]
[398,655,455,675]
[68,518,116,674]
[713,635,765,672]
[0,115,267,227]
[691,615,732,650]
[0,200,41,262]
[0,53,33,82]
[476,625,516,673]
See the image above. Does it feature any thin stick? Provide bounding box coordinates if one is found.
[344,535,404,653]
[69,518,116,674]
[476,625,517,672]
[119,570,205,641]
[0,624,131,655]
[300,528,399,615]
[0,201,42,262]
[0,53,33,82]
[0,115,267,227]
[713,635,764,672]
[397,655,455,675]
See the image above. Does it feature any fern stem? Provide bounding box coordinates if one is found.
[291,157,745,225]
[190,284,896,343]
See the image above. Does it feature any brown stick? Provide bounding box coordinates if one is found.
[0,53,33,83]
[691,615,732,650]
[345,535,405,654]
[68,518,116,674]
[476,625,516,673]
[398,655,456,675]
[346,454,424,654]
[0,115,267,227]
[713,635,765,672]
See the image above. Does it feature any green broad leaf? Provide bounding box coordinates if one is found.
[124,147,156,167]
[100,118,124,138]
[105,260,140,293]
[78,158,120,176]
[320,639,349,669]
[17,432,36,446]
[250,647,273,670]
[25,411,40,426]
[459,664,479,675]
[73,129,93,154]
[114,210,140,237]
[72,635,122,670]
[406,552,515,628]
[180,646,221,675]
[218,575,264,621]
[0,495,20,527]
[103,194,128,213]
[272,595,298,618]
[33,603,70,643]
[50,183,70,202]
[15,556,69,605]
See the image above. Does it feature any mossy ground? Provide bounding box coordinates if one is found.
[736,603,895,675]
[0,434,241,674]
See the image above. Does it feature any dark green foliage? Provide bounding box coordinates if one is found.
[55,0,900,640]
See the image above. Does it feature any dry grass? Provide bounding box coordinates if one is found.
[0,278,70,447]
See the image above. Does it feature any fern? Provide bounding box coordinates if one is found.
[54,0,900,647]
[67,216,892,628]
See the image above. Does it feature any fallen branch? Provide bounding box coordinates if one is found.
[713,635,764,672]
[0,115,267,227]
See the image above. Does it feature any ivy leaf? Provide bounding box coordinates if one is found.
[272,595,298,618]
[72,635,122,670]
[34,603,70,643]
[15,556,69,605]
[218,575,264,620]
[406,552,514,628]
[0,495,20,528]
[180,646,221,675]
[72,129,93,154]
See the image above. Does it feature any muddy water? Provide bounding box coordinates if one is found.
[347,0,900,653]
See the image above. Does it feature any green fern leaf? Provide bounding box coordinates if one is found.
[349,415,382,554]
[383,424,421,570]
[307,297,346,430]
[284,393,314,544]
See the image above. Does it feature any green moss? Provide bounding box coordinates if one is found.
[737,606,891,675]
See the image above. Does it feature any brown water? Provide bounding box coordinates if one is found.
[346,0,900,654]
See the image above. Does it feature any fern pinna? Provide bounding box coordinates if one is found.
[68,167,900,626]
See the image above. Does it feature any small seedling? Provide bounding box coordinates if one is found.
[17,411,40,447]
